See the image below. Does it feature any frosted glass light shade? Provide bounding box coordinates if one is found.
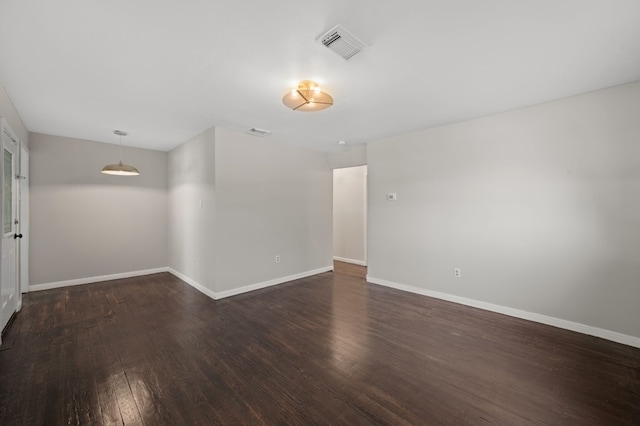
[282,80,333,111]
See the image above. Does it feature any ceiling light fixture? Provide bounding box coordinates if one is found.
[282,80,333,112]
[101,130,140,176]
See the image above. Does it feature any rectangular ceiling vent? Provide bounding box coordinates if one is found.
[249,127,272,136]
[317,25,367,60]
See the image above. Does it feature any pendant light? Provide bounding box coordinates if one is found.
[101,130,140,176]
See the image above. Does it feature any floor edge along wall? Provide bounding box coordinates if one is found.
[27,266,639,349]
[367,275,640,349]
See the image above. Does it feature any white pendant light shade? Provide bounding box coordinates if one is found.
[101,161,140,176]
[101,130,140,176]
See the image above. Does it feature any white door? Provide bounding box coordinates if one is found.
[1,124,19,336]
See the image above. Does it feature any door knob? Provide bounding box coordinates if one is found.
[14,233,22,239]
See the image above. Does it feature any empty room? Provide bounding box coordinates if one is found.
[1,1,639,424]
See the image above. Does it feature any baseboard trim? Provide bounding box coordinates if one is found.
[366,275,640,349]
[167,268,217,301]
[215,266,334,300]
[333,256,367,266]
[29,267,169,292]
[168,266,333,301]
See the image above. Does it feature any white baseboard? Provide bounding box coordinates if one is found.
[333,256,367,266]
[168,266,333,300]
[28,264,333,301]
[366,275,640,349]
[215,266,333,300]
[29,267,169,292]
[167,268,217,301]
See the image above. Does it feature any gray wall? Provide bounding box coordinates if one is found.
[367,81,640,339]
[213,127,333,292]
[0,82,28,146]
[168,126,333,295]
[333,166,367,264]
[167,127,216,291]
[328,145,366,169]
[29,133,168,285]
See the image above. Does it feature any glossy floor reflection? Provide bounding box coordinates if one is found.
[0,262,639,425]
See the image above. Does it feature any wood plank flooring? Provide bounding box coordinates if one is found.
[1,261,639,425]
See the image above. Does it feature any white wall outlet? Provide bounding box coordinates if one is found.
[387,192,397,201]
[275,255,281,263]
[454,268,461,278]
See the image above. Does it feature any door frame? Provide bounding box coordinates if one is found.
[18,143,28,296]
[332,165,368,267]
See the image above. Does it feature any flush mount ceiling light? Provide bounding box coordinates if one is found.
[282,80,333,112]
[101,130,140,176]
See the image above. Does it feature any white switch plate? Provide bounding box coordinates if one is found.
[275,255,281,263]
[387,192,397,201]
[454,268,461,278]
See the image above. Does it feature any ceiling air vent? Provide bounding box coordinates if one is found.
[249,127,272,136]
[317,25,367,60]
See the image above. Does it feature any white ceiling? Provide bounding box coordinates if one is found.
[1,0,639,152]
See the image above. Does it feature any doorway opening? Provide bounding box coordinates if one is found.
[333,165,367,272]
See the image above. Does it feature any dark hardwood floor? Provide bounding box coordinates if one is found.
[1,261,639,425]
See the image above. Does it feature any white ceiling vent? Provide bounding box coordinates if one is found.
[317,25,367,60]
[249,127,272,136]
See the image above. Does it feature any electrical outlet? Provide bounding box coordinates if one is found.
[275,255,281,263]
[454,268,461,278]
